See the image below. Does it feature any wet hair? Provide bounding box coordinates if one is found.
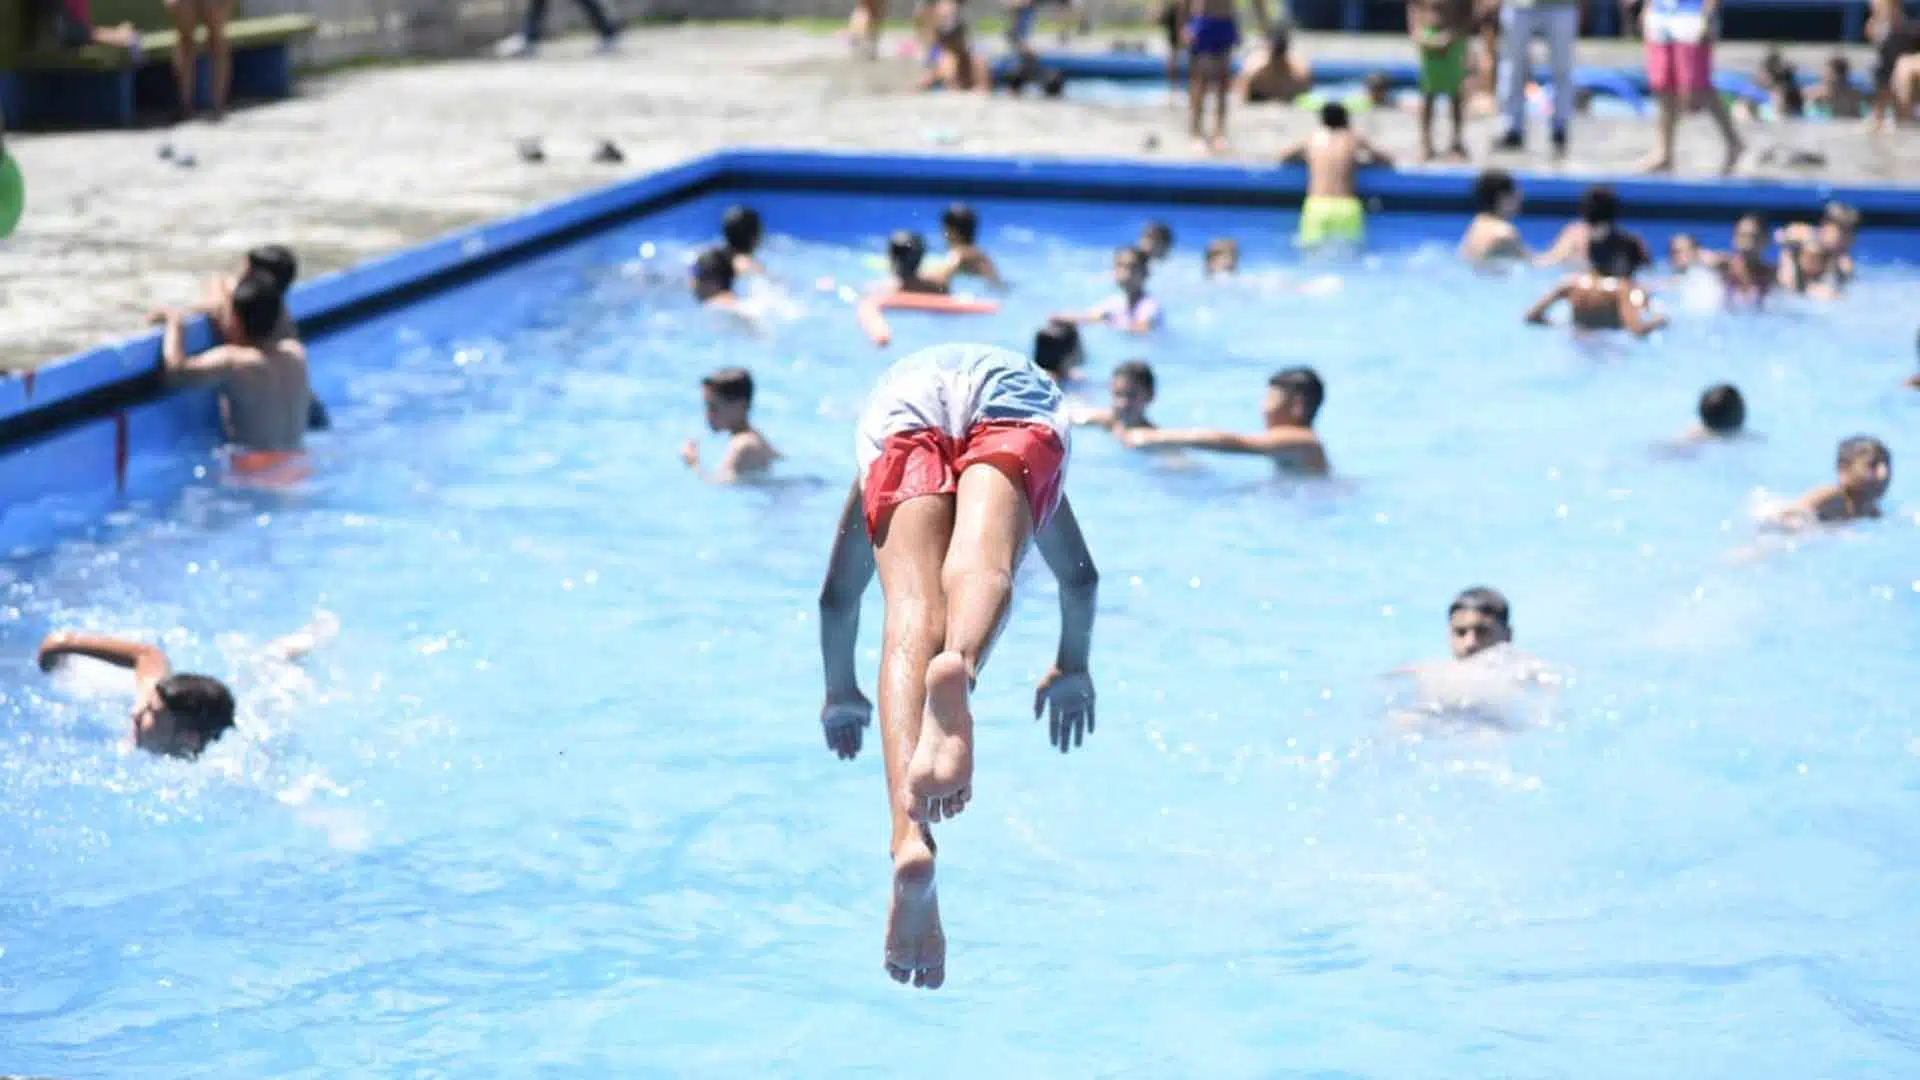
[244,244,298,295]
[1579,185,1620,226]
[1113,359,1156,395]
[1268,366,1325,423]
[1698,383,1746,433]
[691,246,736,298]
[1140,220,1173,256]
[1836,434,1890,469]
[1321,101,1351,130]
[888,230,928,275]
[1776,71,1805,117]
[1588,229,1649,278]
[1041,69,1067,98]
[1033,319,1082,375]
[941,203,980,245]
[702,366,754,406]
[1448,587,1511,628]
[229,275,284,343]
[721,206,763,255]
[154,673,236,751]
[1472,168,1517,214]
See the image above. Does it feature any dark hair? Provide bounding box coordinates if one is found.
[1268,26,1290,55]
[888,230,927,274]
[1041,69,1067,98]
[1588,229,1649,278]
[230,275,283,343]
[702,366,754,405]
[1777,72,1805,117]
[1268,366,1325,423]
[1698,383,1746,433]
[1033,319,1081,375]
[1113,360,1156,395]
[1364,71,1390,96]
[245,244,298,295]
[1321,101,1351,129]
[692,246,736,298]
[1828,53,1850,75]
[1115,245,1148,272]
[941,203,979,244]
[1472,169,1517,214]
[155,673,236,750]
[1140,220,1173,254]
[1580,185,1620,226]
[1836,434,1890,468]
[721,206,763,255]
[1448,587,1511,628]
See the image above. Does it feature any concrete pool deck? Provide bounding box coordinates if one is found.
[1,25,1913,371]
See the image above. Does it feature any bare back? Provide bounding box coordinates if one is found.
[217,340,312,453]
[1567,275,1632,330]
[1307,130,1360,197]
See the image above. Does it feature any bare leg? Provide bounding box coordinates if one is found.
[872,494,954,988]
[169,1,200,120]
[1209,61,1230,149]
[206,0,234,119]
[1638,90,1679,171]
[1701,85,1745,174]
[1187,63,1207,141]
[905,464,1033,824]
[1448,92,1467,157]
[1419,92,1437,160]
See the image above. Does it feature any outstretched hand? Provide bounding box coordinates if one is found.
[1035,667,1095,752]
[680,440,700,468]
[821,689,872,761]
[36,632,72,673]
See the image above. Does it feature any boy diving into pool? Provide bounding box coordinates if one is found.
[816,342,1099,990]
[1120,366,1330,475]
[1278,102,1395,249]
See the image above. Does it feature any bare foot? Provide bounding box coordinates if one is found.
[1208,132,1230,155]
[1721,139,1746,176]
[1446,142,1469,162]
[884,835,946,989]
[906,651,974,823]
[1419,144,1436,163]
[1636,153,1675,174]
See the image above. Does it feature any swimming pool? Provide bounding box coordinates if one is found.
[3,171,1918,1075]
[1060,74,1648,119]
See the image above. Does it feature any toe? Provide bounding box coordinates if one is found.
[887,961,911,983]
[921,965,945,990]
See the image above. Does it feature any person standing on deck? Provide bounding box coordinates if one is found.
[495,0,620,58]
[1626,0,1743,173]
[1491,0,1582,158]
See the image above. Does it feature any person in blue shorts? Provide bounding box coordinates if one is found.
[1182,0,1272,152]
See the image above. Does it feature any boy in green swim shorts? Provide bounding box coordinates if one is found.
[1279,102,1395,249]
[1408,0,1474,159]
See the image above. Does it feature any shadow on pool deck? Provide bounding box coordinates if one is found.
[0,25,1913,373]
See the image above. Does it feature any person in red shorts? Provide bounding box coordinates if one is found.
[815,342,1099,991]
[1632,0,1743,174]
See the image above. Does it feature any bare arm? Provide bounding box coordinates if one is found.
[1533,224,1584,268]
[856,297,894,347]
[1619,287,1668,337]
[38,632,171,687]
[1524,281,1572,324]
[1033,495,1098,673]
[1276,137,1311,164]
[1355,133,1395,167]
[818,482,877,699]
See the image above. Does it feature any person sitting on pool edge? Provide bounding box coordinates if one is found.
[815,342,1099,991]
[721,205,766,277]
[1278,102,1393,250]
[1204,237,1240,276]
[926,203,1004,291]
[1032,319,1086,384]
[1073,360,1158,431]
[162,275,312,482]
[1138,220,1174,263]
[1523,228,1667,337]
[1053,247,1163,335]
[1458,168,1527,265]
[916,3,991,94]
[683,367,779,483]
[36,633,234,759]
[1120,366,1329,475]
[1769,435,1893,529]
[1238,24,1313,104]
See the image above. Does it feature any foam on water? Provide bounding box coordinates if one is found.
[1,197,1916,1078]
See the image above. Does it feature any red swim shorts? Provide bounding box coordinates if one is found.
[861,419,1066,540]
[229,449,312,487]
[1646,40,1712,96]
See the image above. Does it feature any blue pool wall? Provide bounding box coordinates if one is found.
[2,148,1917,545]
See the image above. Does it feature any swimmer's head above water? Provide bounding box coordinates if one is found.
[722,205,763,256]
[1820,200,1859,251]
[1033,319,1084,381]
[1733,213,1768,256]
[1588,229,1650,280]
[1447,586,1512,661]
[1264,366,1325,428]
[244,243,298,296]
[1835,434,1893,503]
[1110,360,1156,426]
[1668,232,1700,270]
[888,230,929,279]
[701,366,755,433]
[1138,221,1173,261]
[691,246,737,302]
[140,673,236,758]
[1204,237,1239,276]
[1698,383,1746,435]
[227,274,285,344]
[1472,169,1521,220]
[941,203,979,247]
[1113,246,1150,294]
[1580,185,1620,228]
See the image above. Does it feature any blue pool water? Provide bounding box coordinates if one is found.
[3,192,1918,1077]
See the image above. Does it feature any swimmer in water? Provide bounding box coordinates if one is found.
[1458,168,1528,265]
[1138,220,1175,262]
[1279,102,1393,249]
[857,231,952,347]
[1120,366,1330,475]
[721,205,766,277]
[1204,237,1240,276]
[1181,0,1274,152]
[1769,435,1893,529]
[1668,383,1753,449]
[1389,588,1558,733]
[691,247,742,310]
[1523,229,1667,337]
[816,342,1099,990]
[152,244,329,434]
[1668,232,1710,274]
[161,276,311,471]
[1720,213,1776,307]
[682,367,780,483]
[925,203,1005,291]
[1073,360,1158,431]
[1053,247,1164,335]
[1777,201,1858,300]
[1031,319,1086,385]
[1535,184,1620,269]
